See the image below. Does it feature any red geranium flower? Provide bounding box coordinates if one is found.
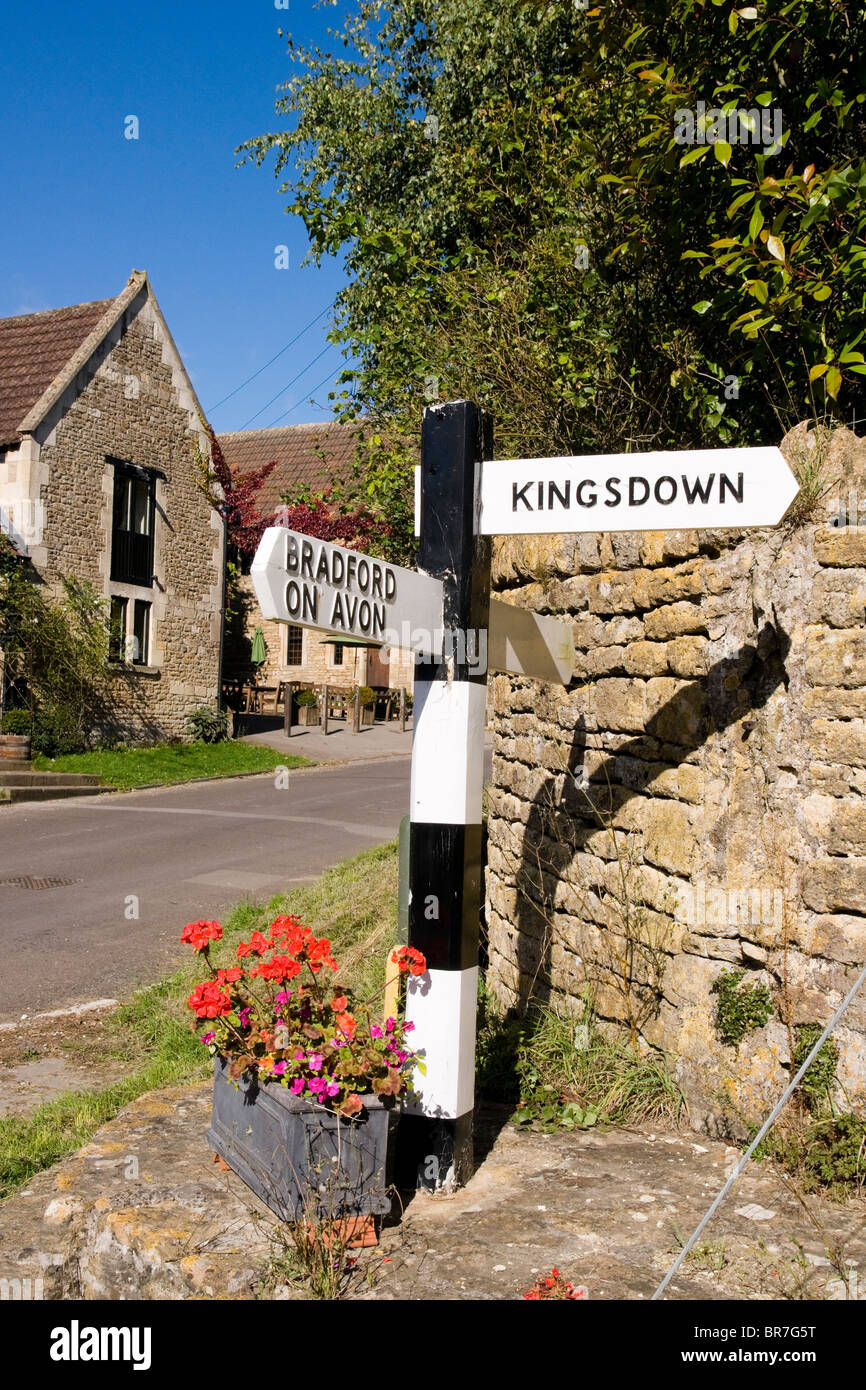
[181,920,223,952]
[391,946,427,977]
[188,981,232,1019]
[236,931,271,959]
[252,956,303,983]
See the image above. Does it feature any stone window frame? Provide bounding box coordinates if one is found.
[102,459,167,678]
[282,624,304,667]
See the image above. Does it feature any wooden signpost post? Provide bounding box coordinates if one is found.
[252,400,800,1194]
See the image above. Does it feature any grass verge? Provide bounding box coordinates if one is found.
[34,740,313,790]
[0,841,399,1200]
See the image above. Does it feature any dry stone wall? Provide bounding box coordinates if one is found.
[485,426,866,1135]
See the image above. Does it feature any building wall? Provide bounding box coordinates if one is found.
[225,573,416,695]
[485,425,866,1135]
[0,291,224,741]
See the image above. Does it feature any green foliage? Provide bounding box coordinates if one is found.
[0,537,113,753]
[476,986,683,1131]
[357,685,375,707]
[185,704,229,744]
[0,708,31,736]
[794,1023,839,1114]
[756,1113,866,1201]
[295,688,319,707]
[241,0,865,559]
[712,967,773,1046]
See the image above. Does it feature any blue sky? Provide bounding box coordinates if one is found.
[0,1,350,431]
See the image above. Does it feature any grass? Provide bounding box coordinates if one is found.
[34,740,313,791]
[0,841,400,1200]
[478,987,685,1131]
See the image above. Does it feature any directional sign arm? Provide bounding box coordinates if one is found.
[488,597,574,685]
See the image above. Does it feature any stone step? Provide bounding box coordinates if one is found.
[0,759,34,772]
[0,771,105,788]
[0,785,114,803]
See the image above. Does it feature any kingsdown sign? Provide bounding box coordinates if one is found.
[477,446,799,535]
[251,527,445,655]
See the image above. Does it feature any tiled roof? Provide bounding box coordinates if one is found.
[217,421,364,511]
[0,299,114,446]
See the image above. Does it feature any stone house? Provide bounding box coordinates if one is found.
[218,423,415,698]
[0,270,225,741]
[485,426,866,1134]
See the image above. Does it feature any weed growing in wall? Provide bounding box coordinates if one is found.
[711,968,774,1046]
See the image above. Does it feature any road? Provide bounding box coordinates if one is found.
[0,759,411,1021]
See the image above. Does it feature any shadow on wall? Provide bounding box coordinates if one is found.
[508,614,792,1022]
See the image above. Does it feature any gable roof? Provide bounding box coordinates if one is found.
[0,298,114,447]
[217,421,363,511]
[0,271,205,451]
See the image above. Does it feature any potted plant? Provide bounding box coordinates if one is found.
[294,688,320,726]
[0,708,32,764]
[182,915,426,1223]
[358,685,376,727]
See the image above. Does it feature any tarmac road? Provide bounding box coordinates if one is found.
[0,758,411,1021]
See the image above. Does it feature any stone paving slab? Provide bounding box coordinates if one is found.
[1,1084,863,1301]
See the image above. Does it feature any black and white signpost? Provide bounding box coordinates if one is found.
[252,401,799,1193]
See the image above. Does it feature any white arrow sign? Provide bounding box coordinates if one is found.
[477,446,799,535]
[488,599,574,685]
[251,527,445,655]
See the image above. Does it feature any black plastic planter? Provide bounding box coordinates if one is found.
[206,1059,399,1222]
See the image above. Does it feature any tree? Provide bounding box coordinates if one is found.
[241,0,866,558]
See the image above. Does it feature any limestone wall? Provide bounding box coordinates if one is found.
[485,426,866,1134]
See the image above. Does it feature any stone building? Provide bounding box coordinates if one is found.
[218,423,415,697]
[485,426,866,1134]
[0,271,225,741]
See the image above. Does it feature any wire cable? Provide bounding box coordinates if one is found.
[651,958,866,1300]
[206,301,334,414]
[237,342,336,430]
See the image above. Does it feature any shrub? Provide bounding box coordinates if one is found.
[357,686,375,708]
[31,706,87,758]
[1,708,31,736]
[295,689,318,707]
[711,968,774,1047]
[185,705,228,744]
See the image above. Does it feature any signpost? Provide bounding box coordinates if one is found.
[252,404,800,1194]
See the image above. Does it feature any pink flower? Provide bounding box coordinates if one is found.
[295,1050,305,1061]
[403,1021,415,1034]
[370,1024,383,1039]
[326,1080,340,1098]
[290,1079,305,1095]
[385,1017,396,1034]
[200,1031,216,1045]
[308,1053,323,1073]
[271,1060,287,1077]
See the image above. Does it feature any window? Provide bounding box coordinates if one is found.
[109,596,128,662]
[109,596,151,665]
[111,462,155,586]
[331,643,344,667]
[285,625,303,666]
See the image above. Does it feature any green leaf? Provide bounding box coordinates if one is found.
[812,284,832,301]
[766,235,785,261]
[755,91,773,107]
[680,146,709,167]
[748,205,765,240]
[727,190,755,216]
[808,363,828,382]
[714,140,733,167]
[826,366,842,399]
[692,300,712,315]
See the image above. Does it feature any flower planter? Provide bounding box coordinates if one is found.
[0,734,31,762]
[295,705,320,727]
[360,706,375,726]
[207,1058,399,1222]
